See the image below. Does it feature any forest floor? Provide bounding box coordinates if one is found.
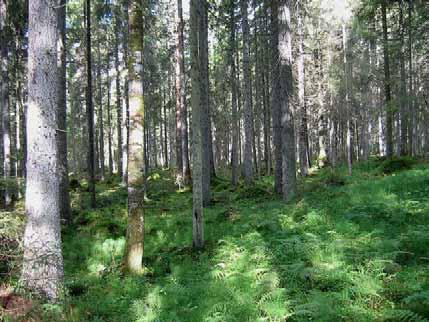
[2,157,429,321]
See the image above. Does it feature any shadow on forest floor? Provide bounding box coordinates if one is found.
[61,159,429,322]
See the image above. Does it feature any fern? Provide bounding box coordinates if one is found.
[388,309,429,322]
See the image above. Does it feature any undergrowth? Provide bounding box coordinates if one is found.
[3,160,429,321]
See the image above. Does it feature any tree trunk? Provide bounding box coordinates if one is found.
[229,0,239,186]
[115,7,123,177]
[22,0,64,300]
[381,0,393,158]
[124,0,144,274]
[399,0,407,156]
[407,1,414,156]
[241,0,253,184]
[96,43,105,180]
[0,1,10,207]
[175,0,190,184]
[278,0,296,201]
[191,0,204,249]
[57,0,70,222]
[297,0,309,176]
[200,0,211,206]
[85,0,96,207]
[343,24,353,175]
[107,63,113,175]
[271,0,282,194]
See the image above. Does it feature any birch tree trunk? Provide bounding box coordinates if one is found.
[22,0,64,300]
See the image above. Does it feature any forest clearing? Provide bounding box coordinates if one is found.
[0,0,429,321]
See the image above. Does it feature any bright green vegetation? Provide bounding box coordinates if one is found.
[59,159,428,321]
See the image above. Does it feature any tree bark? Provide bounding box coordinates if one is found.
[124,0,144,274]
[200,0,211,206]
[57,0,71,222]
[191,0,204,249]
[381,0,393,158]
[0,0,11,207]
[297,0,309,176]
[114,6,123,177]
[175,0,190,184]
[86,0,96,207]
[399,0,407,156]
[229,0,239,186]
[271,0,282,194]
[241,0,253,184]
[278,0,296,201]
[22,0,64,300]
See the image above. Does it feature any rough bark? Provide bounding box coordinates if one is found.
[278,0,296,201]
[191,0,204,249]
[22,0,64,300]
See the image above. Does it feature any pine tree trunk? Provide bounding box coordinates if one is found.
[271,0,282,194]
[200,0,211,206]
[115,8,123,177]
[22,0,64,300]
[278,0,296,201]
[191,0,204,249]
[229,0,239,186]
[297,0,309,176]
[58,0,71,222]
[381,0,393,158]
[175,0,190,183]
[97,43,105,180]
[407,1,414,155]
[0,2,11,207]
[399,1,407,156]
[241,0,253,184]
[107,64,113,175]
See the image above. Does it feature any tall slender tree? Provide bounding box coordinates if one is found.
[381,0,393,158]
[241,0,253,184]
[0,0,11,206]
[86,0,96,207]
[191,0,204,249]
[58,0,71,222]
[175,0,190,184]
